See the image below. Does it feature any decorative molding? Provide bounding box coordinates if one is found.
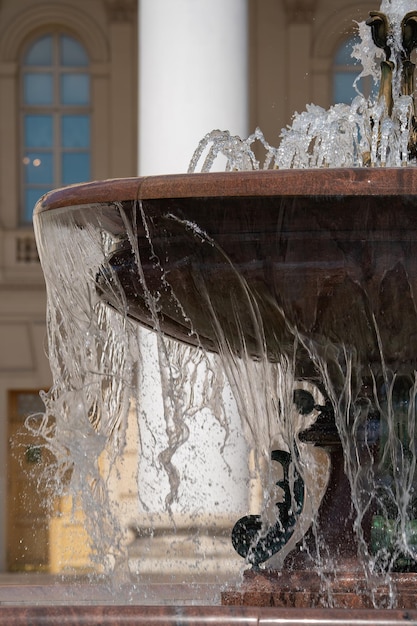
[106,0,137,23]
[284,0,318,24]
[0,3,108,62]
[313,2,371,58]
[16,235,39,264]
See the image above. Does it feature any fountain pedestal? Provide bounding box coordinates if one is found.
[223,398,383,608]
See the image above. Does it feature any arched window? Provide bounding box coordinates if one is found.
[333,35,377,105]
[20,33,91,222]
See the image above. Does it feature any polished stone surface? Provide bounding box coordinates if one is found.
[1,575,417,623]
[223,569,417,610]
[1,605,417,625]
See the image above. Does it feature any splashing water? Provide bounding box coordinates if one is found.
[189,96,415,171]
[32,204,257,588]
[189,4,417,172]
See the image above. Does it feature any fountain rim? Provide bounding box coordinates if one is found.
[34,167,417,216]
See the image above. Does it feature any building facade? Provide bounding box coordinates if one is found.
[0,0,375,571]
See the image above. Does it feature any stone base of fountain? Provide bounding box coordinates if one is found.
[222,569,417,609]
[2,603,417,624]
[128,519,243,582]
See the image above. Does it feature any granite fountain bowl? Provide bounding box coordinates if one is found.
[35,167,417,380]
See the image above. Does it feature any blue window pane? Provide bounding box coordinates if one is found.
[333,72,358,104]
[25,188,51,222]
[62,153,90,184]
[62,115,90,148]
[24,35,53,66]
[24,152,54,185]
[60,74,90,105]
[24,73,53,105]
[24,115,53,148]
[60,36,89,67]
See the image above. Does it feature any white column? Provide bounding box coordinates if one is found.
[135,0,250,561]
[139,0,249,175]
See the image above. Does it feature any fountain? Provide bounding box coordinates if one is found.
[9,0,417,623]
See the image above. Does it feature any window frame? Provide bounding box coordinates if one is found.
[19,31,92,224]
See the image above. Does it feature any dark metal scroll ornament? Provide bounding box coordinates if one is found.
[231,390,327,566]
[366,10,417,158]
[231,449,304,566]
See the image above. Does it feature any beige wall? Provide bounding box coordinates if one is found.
[0,0,138,571]
[0,0,378,571]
